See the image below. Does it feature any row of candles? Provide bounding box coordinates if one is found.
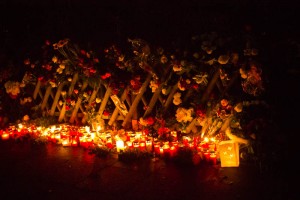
[0,123,220,164]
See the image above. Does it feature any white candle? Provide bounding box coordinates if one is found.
[116,140,125,152]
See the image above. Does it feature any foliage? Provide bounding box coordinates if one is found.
[89,146,113,158]
[118,148,152,163]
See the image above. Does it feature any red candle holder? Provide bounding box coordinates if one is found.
[209,153,217,165]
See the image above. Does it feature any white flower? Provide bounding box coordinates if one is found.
[4,81,21,95]
[175,107,194,123]
[193,73,208,85]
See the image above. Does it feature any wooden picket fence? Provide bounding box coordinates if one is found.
[32,65,234,133]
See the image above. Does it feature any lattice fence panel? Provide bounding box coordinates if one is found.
[31,65,235,132]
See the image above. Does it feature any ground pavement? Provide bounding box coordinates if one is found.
[0,139,290,200]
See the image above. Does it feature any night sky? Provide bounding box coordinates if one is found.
[1,0,299,50]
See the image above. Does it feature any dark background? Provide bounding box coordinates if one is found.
[1,0,300,50]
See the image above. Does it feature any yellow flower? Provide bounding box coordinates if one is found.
[173,98,182,106]
[218,55,230,65]
[178,81,186,91]
[239,68,248,79]
[56,67,63,74]
[193,52,200,59]
[96,98,101,103]
[118,55,125,62]
[20,82,26,88]
[160,55,168,64]
[149,80,159,93]
[71,100,76,106]
[139,117,148,126]
[49,81,57,88]
[83,92,88,98]
[162,88,170,95]
[234,103,243,113]
[23,115,30,121]
[52,56,58,63]
[173,64,182,72]
[173,92,182,105]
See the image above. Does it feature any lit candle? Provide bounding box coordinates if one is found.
[145,139,152,152]
[154,142,160,154]
[71,137,78,147]
[139,142,146,151]
[203,151,210,161]
[210,153,217,165]
[170,146,177,157]
[159,147,164,154]
[62,138,71,146]
[116,140,125,152]
[162,142,170,153]
[171,131,177,140]
[126,141,133,148]
[1,132,10,140]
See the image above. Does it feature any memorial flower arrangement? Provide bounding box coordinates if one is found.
[0,31,278,167]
